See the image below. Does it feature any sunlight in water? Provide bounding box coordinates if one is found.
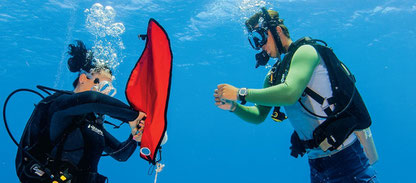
[239,0,268,19]
[238,0,269,34]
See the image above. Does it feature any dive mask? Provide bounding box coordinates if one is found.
[92,80,117,97]
[246,7,286,68]
[247,15,272,68]
[81,70,117,97]
[248,27,271,68]
[248,27,268,50]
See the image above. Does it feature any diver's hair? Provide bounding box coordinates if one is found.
[246,9,290,38]
[67,40,93,73]
[267,10,290,38]
[278,25,290,38]
[67,40,112,88]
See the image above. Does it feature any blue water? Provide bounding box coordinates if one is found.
[1,0,415,182]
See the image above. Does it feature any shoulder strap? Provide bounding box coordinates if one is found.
[37,85,73,96]
[299,42,357,118]
[268,37,319,122]
[271,37,320,86]
[52,115,88,172]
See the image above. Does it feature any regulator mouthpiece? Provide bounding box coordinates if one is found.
[255,50,270,68]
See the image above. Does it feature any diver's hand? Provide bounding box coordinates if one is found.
[129,112,146,142]
[217,84,238,101]
[214,89,236,111]
[133,120,144,142]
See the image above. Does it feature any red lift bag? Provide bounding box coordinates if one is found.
[125,18,172,164]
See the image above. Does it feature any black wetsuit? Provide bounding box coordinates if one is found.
[48,91,139,182]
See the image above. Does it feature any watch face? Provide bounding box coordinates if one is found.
[239,88,248,96]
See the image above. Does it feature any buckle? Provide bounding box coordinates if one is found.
[321,98,330,110]
[30,164,45,176]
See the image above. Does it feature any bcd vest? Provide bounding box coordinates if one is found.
[269,37,372,158]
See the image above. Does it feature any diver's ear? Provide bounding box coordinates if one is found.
[79,73,88,84]
[274,26,283,36]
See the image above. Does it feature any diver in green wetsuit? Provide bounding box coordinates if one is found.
[214,8,378,182]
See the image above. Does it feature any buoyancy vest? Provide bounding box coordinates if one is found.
[12,87,111,183]
[270,37,372,157]
[13,88,78,183]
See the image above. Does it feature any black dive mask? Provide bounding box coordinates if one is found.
[255,50,270,68]
[248,25,271,68]
[248,27,268,50]
[247,7,286,69]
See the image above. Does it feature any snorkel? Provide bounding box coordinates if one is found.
[246,7,286,68]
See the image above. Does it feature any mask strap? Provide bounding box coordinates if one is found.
[261,7,286,54]
[80,69,93,79]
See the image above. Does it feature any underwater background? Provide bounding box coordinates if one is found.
[1,0,415,182]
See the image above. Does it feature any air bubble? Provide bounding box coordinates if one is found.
[85,3,125,70]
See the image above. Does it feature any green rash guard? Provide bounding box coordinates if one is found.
[233,44,319,124]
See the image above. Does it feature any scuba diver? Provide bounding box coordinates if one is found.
[14,40,146,183]
[214,8,378,182]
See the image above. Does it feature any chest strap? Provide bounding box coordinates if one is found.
[301,87,336,116]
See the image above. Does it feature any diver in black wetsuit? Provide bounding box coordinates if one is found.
[45,40,146,183]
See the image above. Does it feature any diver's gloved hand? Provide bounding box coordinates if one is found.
[214,89,236,111]
[129,111,146,142]
[216,84,239,101]
[290,131,306,158]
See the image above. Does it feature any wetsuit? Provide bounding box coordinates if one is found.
[48,91,139,183]
[232,44,377,182]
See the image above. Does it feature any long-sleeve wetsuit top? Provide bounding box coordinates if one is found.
[233,44,357,158]
[48,91,139,172]
[233,44,319,122]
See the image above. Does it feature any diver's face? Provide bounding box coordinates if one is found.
[78,71,113,93]
[90,72,113,90]
[262,29,279,58]
[89,71,117,96]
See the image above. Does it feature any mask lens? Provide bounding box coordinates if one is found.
[248,27,267,50]
[93,80,117,97]
[107,89,117,97]
[100,82,110,92]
